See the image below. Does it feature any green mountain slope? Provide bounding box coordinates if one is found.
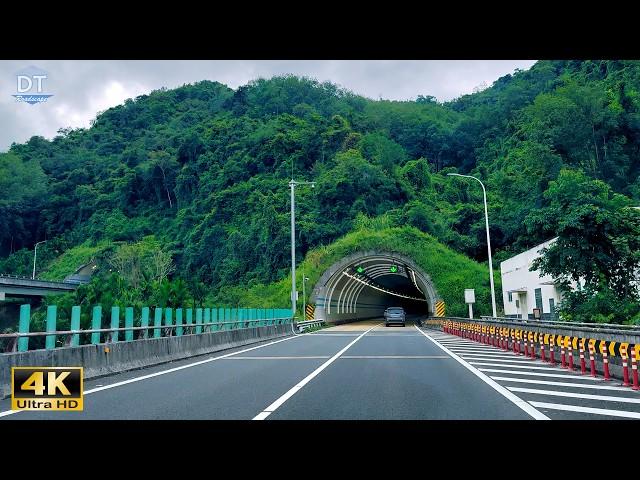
[1,60,639,317]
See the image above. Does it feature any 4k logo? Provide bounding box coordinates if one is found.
[11,367,83,411]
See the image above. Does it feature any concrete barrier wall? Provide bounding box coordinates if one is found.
[0,324,292,398]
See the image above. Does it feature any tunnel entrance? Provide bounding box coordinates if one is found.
[310,251,441,324]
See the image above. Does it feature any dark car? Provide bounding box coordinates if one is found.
[384,307,406,327]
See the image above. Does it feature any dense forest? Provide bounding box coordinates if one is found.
[1,60,639,322]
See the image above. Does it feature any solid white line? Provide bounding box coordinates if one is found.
[252,323,381,420]
[414,327,549,420]
[460,355,547,365]
[221,356,331,360]
[478,368,601,380]
[490,376,632,391]
[507,387,640,404]
[0,332,308,419]
[529,401,640,419]
[340,355,450,359]
[448,349,516,357]
[307,334,360,336]
[469,362,566,371]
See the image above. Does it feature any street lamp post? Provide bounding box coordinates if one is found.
[289,179,315,318]
[447,173,497,318]
[32,240,48,280]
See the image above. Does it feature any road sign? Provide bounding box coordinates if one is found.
[464,289,475,304]
[434,300,445,317]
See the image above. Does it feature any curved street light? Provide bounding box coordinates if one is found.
[447,173,498,318]
[32,240,48,280]
[289,179,315,317]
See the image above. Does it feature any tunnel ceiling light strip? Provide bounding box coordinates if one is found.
[341,271,427,302]
[409,269,424,294]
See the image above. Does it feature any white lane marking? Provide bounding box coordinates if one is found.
[415,327,549,420]
[507,387,640,404]
[490,376,632,391]
[447,349,516,357]
[459,356,547,365]
[529,401,640,419]
[478,368,601,380]
[469,362,566,372]
[221,356,331,360]
[307,334,360,336]
[340,355,450,359]
[252,323,381,420]
[0,332,308,419]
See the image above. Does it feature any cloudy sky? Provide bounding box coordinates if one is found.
[0,60,536,152]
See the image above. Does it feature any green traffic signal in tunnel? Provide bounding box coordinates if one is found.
[356,266,364,273]
[390,265,398,273]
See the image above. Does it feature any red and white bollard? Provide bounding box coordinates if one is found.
[589,344,596,377]
[549,338,556,365]
[524,334,529,357]
[622,347,630,387]
[567,343,574,371]
[540,337,546,362]
[632,346,639,391]
[530,337,536,359]
[579,343,586,374]
[561,342,566,368]
[512,333,517,354]
[602,347,611,381]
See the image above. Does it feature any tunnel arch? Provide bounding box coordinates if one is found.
[310,250,442,324]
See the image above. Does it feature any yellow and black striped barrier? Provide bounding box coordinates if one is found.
[305,304,315,321]
[434,301,446,317]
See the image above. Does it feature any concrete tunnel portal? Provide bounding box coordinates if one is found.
[310,251,441,324]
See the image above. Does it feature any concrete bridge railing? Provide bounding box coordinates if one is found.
[0,303,295,398]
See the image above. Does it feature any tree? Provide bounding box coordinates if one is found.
[526,169,640,322]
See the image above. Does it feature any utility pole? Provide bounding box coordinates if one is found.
[289,179,315,317]
[32,240,48,280]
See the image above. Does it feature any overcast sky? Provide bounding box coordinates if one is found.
[0,60,536,152]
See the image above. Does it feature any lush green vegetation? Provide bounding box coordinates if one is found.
[216,224,499,318]
[1,60,639,323]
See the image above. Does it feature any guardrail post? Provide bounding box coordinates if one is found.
[549,336,555,365]
[195,308,203,334]
[153,308,162,338]
[71,305,81,346]
[110,307,120,342]
[18,304,30,352]
[91,306,102,344]
[45,305,57,350]
[140,307,149,339]
[125,307,134,342]
[186,308,193,335]
[567,342,574,370]
[165,308,173,336]
[579,340,586,374]
[530,335,536,359]
[540,335,546,362]
[204,308,211,333]
[176,308,183,336]
[225,308,231,330]
[560,340,566,368]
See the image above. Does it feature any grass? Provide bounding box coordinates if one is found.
[217,226,501,317]
[39,241,113,281]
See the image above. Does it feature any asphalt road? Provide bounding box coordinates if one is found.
[2,319,639,420]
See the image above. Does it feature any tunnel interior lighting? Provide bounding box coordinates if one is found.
[342,270,427,302]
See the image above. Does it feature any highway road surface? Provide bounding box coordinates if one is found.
[2,319,640,420]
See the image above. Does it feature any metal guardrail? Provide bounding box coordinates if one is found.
[478,315,640,331]
[294,319,326,333]
[0,273,76,286]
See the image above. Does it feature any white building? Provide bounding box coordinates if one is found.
[500,238,562,320]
